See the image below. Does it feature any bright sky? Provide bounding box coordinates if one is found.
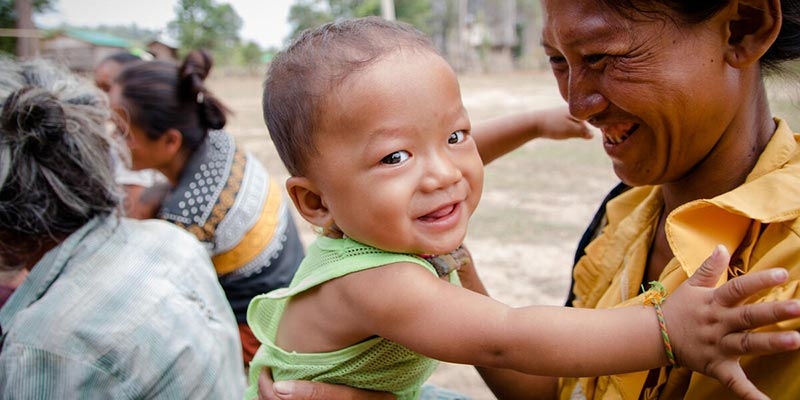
[36,0,295,49]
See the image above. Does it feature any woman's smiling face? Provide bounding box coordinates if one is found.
[541,0,741,187]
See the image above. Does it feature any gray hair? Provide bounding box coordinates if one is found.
[0,58,124,271]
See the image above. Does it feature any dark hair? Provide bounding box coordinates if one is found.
[263,16,438,176]
[0,58,123,270]
[600,0,800,73]
[100,51,142,66]
[114,49,230,153]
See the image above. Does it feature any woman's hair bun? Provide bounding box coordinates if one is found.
[1,86,65,154]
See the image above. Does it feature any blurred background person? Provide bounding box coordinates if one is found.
[94,51,142,93]
[109,49,304,367]
[0,57,244,398]
[95,51,169,219]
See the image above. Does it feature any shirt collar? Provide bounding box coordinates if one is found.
[0,217,104,332]
[668,118,800,275]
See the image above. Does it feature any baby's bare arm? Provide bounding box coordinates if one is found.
[341,262,664,375]
[257,246,800,400]
[473,106,592,165]
[342,255,797,376]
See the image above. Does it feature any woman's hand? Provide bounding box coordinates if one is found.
[663,244,800,400]
[256,368,395,400]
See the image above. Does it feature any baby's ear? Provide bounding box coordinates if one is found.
[724,0,781,68]
[286,176,334,229]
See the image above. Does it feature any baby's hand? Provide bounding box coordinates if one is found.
[532,106,592,141]
[663,245,800,400]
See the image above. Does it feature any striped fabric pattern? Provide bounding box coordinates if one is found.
[0,216,245,399]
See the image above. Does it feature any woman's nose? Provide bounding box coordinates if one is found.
[567,69,608,121]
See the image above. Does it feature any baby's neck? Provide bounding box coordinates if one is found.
[321,225,346,239]
[420,245,469,277]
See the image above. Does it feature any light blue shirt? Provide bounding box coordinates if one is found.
[0,216,245,399]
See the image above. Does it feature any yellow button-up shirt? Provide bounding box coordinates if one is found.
[560,118,800,400]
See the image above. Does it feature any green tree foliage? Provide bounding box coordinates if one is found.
[287,0,431,43]
[238,40,262,65]
[229,40,265,73]
[167,0,270,70]
[168,0,242,57]
[342,0,430,32]
[287,0,332,41]
[393,0,431,31]
[0,0,53,55]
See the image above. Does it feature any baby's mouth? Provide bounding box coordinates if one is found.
[603,123,640,145]
[419,204,457,222]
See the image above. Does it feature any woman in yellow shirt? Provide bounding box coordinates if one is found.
[254,0,800,399]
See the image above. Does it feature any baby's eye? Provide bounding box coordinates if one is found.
[448,130,466,144]
[381,150,410,165]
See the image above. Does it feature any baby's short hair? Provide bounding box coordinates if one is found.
[263,16,438,176]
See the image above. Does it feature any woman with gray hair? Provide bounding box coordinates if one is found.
[0,58,245,398]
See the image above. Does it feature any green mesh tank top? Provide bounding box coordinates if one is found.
[245,236,461,400]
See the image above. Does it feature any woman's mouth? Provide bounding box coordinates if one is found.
[603,123,640,145]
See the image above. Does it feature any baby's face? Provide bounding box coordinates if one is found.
[307,50,484,255]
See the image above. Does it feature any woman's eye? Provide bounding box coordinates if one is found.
[448,130,466,144]
[548,55,567,66]
[584,54,607,65]
[547,56,569,73]
[381,150,410,165]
